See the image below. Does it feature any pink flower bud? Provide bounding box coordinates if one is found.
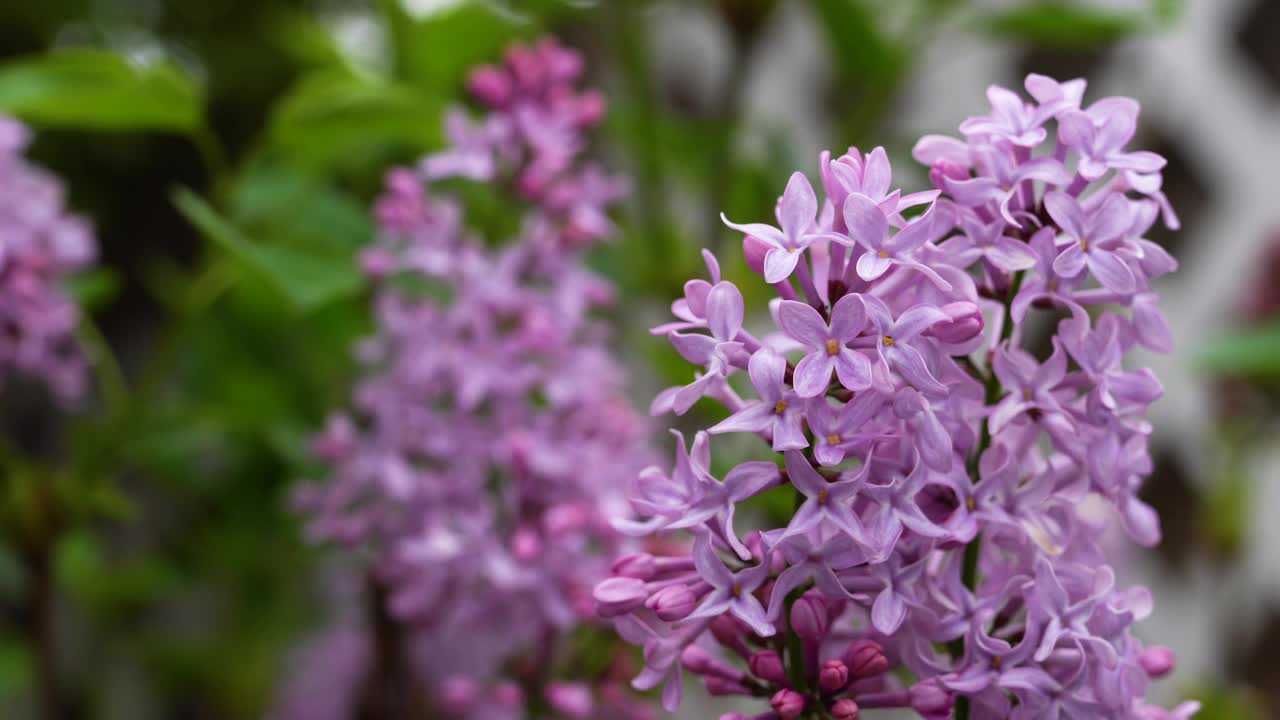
[710,614,748,648]
[511,526,541,562]
[592,577,647,617]
[611,553,657,580]
[544,503,590,534]
[358,247,396,278]
[790,592,829,641]
[771,689,807,720]
[575,90,607,127]
[466,66,512,108]
[843,639,888,680]
[545,682,593,719]
[493,681,523,707]
[1139,646,1175,678]
[910,679,955,719]
[720,714,748,720]
[705,676,751,697]
[743,234,771,275]
[439,675,478,713]
[928,159,968,190]
[926,301,984,344]
[819,659,850,693]
[680,645,719,675]
[646,584,697,621]
[831,698,860,720]
[748,650,787,684]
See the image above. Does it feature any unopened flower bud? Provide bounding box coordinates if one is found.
[511,526,541,562]
[646,584,697,621]
[493,681,524,707]
[771,689,807,720]
[575,90,606,127]
[710,614,748,648]
[926,301,984,344]
[743,234,771,275]
[843,639,888,680]
[748,650,787,685]
[467,66,512,107]
[928,159,969,190]
[790,592,829,641]
[439,675,478,713]
[545,682,593,719]
[611,553,657,580]
[680,645,719,675]
[592,577,647,617]
[910,679,955,719]
[705,676,751,697]
[831,698,860,720]
[819,658,850,693]
[1139,646,1175,678]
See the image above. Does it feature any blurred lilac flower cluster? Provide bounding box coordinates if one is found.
[0,114,96,403]
[292,39,652,720]
[596,75,1197,719]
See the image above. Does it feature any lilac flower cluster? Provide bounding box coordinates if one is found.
[596,75,1197,719]
[295,39,652,720]
[0,114,96,403]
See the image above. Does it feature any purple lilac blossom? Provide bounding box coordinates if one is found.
[294,39,652,720]
[597,74,1196,719]
[0,114,96,403]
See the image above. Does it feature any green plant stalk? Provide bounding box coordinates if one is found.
[954,272,1022,720]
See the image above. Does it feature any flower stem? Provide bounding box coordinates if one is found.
[955,271,1023,720]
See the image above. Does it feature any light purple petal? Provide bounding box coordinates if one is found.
[793,352,835,398]
[784,450,827,496]
[1087,250,1137,294]
[1052,242,1087,278]
[987,235,1038,271]
[777,300,830,349]
[834,350,873,392]
[748,348,786,402]
[894,304,950,340]
[668,331,717,365]
[856,251,892,282]
[912,134,969,166]
[720,213,785,248]
[708,404,774,435]
[862,147,892,199]
[778,171,818,242]
[772,413,809,451]
[692,533,734,589]
[763,247,802,284]
[842,193,889,251]
[706,282,745,342]
[829,293,868,341]
[888,345,948,396]
[1044,192,1087,240]
[871,587,907,634]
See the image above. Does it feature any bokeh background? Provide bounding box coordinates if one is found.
[0,0,1277,718]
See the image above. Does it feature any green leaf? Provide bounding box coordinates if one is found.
[229,166,372,252]
[0,639,29,701]
[384,0,533,91]
[172,188,363,311]
[0,49,202,132]
[63,267,122,312]
[1197,321,1280,379]
[267,70,444,170]
[979,3,1146,48]
[809,0,907,82]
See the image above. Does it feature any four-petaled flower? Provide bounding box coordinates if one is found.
[777,294,873,398]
